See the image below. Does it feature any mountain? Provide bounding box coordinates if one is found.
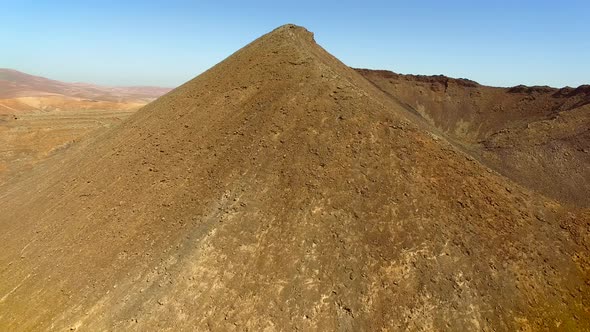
[0,25,588,331]
[0,68,171,113]
[0,68,171,101]
[357,69,590,207]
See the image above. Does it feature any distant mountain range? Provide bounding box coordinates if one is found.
[0,68,172,113]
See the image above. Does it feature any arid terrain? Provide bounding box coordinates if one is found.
[0,68,170,111]
[0,69,170,183]
[0,25,588,331]
[357,69,590,207]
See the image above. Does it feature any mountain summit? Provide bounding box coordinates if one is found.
[0,24,588,331]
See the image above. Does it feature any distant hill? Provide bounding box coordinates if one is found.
[0,68,171,113]
[0,69,172,182]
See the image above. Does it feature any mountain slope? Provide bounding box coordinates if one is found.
[0,69,171,183]
[0,109,134,183]
[0,25,588,331]
[358,69,590,207]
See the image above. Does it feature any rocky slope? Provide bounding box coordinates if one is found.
[358,69,590,207]
[0,25,588,331]
[0,109,134,183]
[0,68,170,103]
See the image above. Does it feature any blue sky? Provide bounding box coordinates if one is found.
[1,0,589,88]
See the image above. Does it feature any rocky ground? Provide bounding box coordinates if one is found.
[358,69,590,207]
[0,25,588,331]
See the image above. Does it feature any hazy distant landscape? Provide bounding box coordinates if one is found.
[0,68,170,183]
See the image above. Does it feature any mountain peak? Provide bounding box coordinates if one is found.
[269,23,315,41]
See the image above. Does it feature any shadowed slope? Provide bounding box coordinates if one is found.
[0,25,588,331]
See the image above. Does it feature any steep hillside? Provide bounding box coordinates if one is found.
[0,25,588,331]
[358,69,590,207]
[356,69,590,141]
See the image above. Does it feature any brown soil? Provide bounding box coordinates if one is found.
[0,25,588,331]
[0,96,146,115]
[358,69,590,207]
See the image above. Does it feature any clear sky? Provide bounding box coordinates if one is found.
[1,0,589,88]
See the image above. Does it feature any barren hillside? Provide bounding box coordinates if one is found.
[0,25,588,331]
[0,109,134,182]
[358,69,590,207]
